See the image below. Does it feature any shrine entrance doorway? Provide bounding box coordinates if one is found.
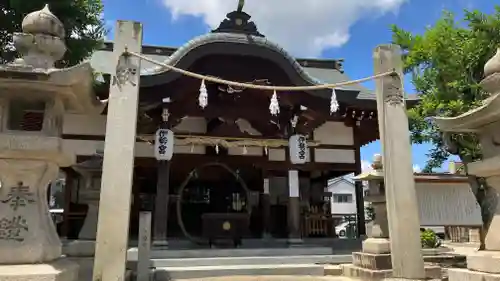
[175,162,263,245]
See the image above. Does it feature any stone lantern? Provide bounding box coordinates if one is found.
[354,154,388,246]
[0,4,105,280]
[342,154,392,279]
[433,48,500,280]
[341,154,441,280]
[73,150,103,240]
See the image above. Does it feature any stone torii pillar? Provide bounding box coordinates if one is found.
[373,44,426,280]
[92,21,143,281]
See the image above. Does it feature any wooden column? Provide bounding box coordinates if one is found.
[153,160,171,247]
[353,124,367,237]
[287,170,302,244]
[374,44,425,279]
[261,177,271,238]
[92,21,142,281]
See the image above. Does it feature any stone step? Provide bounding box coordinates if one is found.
[153,264,326,280]
[134,254,352,268]
[127,247,343,259]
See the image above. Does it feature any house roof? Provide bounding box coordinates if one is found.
[327,176,355,187]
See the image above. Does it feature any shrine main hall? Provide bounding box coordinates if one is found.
[55,5,406,246]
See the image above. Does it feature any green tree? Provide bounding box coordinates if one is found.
[1,0,106,67]
[391,6,500,249]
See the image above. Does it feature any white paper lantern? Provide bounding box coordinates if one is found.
[154,129,174,160]
[289,134,308,164]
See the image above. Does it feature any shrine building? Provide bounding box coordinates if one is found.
[53,5,417,245]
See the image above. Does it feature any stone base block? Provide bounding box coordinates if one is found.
[448,268,500,281]
[341,263,441,280]
[352,252,392,270]
[324,265,342,276]
[63,240,96,257]
[467,251,500,273]
[363,238,391,254]
[0,258,79,281]
[342,263,392,280]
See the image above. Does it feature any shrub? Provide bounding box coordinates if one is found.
[421,229,442,248]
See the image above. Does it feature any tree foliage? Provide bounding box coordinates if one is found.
[391,6,500,172]
[0,0,106,67]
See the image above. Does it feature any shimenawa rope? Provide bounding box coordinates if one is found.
[125,50,396,92]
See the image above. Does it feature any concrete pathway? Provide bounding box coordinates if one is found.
[174,276,352,281]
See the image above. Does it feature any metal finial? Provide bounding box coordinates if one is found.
[237,0,245,12]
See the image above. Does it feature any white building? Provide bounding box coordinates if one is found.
[326,177,369,219]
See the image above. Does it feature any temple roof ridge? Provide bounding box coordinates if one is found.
[100,41,344,71]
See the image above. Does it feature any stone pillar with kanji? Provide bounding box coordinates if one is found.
[0,4,105,281]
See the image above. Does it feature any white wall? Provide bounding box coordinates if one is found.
[416,181,481,226]
[327,179,357,216]
[61,115,357,163]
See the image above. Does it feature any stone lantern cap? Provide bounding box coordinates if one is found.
[353,154,384,181]
[433,47,500,132]
[22,4,65,38]
[0,4,107,115]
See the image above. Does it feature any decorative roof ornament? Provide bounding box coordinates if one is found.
[237,0,245,12]
[211,0,263,37]
[11,4,67,69]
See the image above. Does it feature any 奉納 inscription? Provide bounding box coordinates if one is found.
[0,216,29,242]
[112,54,138,88]
[1,182,35,211]
[383,74,404,106]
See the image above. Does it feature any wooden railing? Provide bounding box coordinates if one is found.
[302,214,335,237]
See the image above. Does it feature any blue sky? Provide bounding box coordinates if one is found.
[101,0,495,172]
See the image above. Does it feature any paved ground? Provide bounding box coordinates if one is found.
[443,242,479,256]
[174,276,352,281]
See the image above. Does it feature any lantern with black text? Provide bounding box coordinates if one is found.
[289,134,308,164]
[154,129,174,160]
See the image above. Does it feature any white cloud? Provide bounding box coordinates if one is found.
[412,164,422,173]
[361,160,373,172]
[160,0,407,57]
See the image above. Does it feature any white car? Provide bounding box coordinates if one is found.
[335,221,357,237]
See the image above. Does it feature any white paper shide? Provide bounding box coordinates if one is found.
[289,134,308,164]
[154,129,174,160]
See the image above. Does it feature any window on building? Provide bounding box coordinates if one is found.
[333,193,353,203]
[8,100,46,131]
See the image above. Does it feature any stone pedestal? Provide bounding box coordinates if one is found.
[342,238,442,281]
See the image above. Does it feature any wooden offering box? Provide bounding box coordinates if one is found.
[202,213,250,247]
